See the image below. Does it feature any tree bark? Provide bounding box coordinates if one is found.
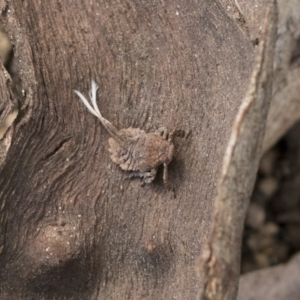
[262,0,300,153]
[0,0,277,299]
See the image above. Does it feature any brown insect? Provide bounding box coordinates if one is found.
[74,80,174,185]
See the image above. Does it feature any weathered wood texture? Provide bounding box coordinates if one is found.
[0,0,276,299]
[262,0,300,152]
[0,64,13,125]
[197,3,277,299]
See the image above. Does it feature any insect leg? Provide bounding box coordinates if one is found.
[143,169,158,184]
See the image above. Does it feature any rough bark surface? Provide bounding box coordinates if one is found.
[196,3,277,300]
[262,0,300,152]
[0,63,13,125]
[0,0,276,299]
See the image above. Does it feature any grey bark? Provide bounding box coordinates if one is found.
[0,0,277,299]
